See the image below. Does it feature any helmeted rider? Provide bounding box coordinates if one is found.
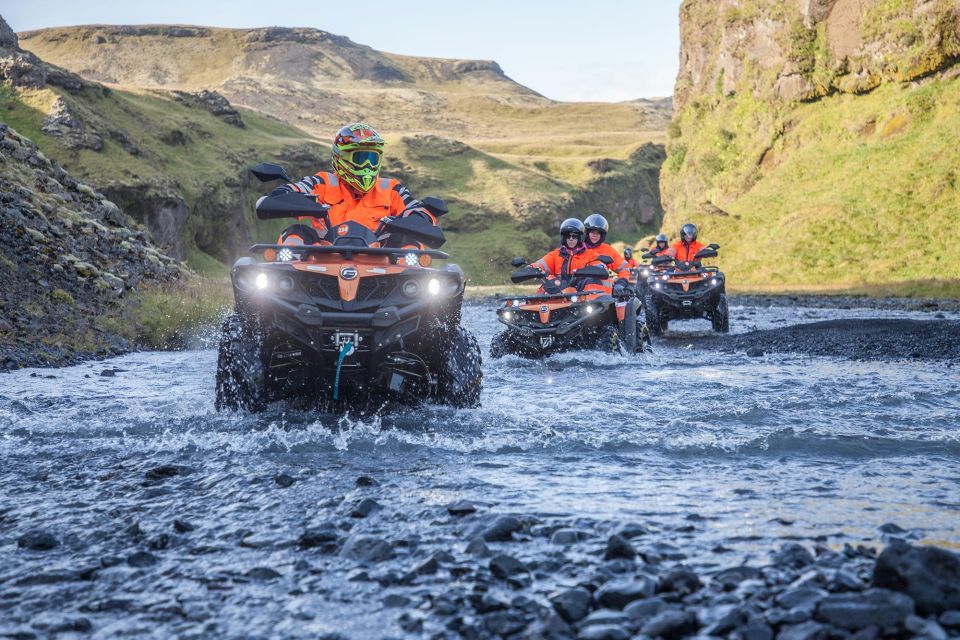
[649,233,670,256]
[583,212,632,296]
[530,219,605,293]
[272,123,436,246]
[669,223,706,262]
[623,247,639,269]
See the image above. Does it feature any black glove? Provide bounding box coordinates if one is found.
[612,278,633,297]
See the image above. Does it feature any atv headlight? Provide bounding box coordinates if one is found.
[278,276,294,293]
[570,295,579,302]
[654,283,662,290]
[278,247,295,263]
[711,278,718,286]
[642,269,650,277]
[427,278,441,295]
[255,272,269,290]
[585,305,595,315]
[511,299,522,307]
[403,252,419,267]
[503,310,513,321]
[402,279,421,297]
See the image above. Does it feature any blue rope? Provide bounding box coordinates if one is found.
[332,341,352,400]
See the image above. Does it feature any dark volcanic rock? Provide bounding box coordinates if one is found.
[350,498,381,518]
[551,528,589,545]
[815,588,914,630]
[640,608,699,639]
[17,530,59,551]
[274,473,295,488]
[482,515,522,542]
[355,475,379,487]
[446,499,476,516]
[550,587,592,623]
[603,534,638,561]
[872,540,960,615]
[578,624,630,640]
[489,554,526,579]
[623,596,668,623]
[657,568,702,596]
[596,577,656,609]
[126,551,158,567]
[297,525,339,549]
[774,543,815,569]
[247,567,281,580]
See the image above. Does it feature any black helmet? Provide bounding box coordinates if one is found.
[559,218,585,245]
[623,247,633,260]
[680,223,698,243]
[655,233,668,249]
[583,213,609,246]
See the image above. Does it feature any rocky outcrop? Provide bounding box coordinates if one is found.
[0,123,183,369]
[171,90,244,128]
[0,18,85,93]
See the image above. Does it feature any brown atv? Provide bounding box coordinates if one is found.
[215,163,482,412]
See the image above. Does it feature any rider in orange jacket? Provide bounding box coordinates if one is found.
[272,123,435,245]
[623,247,639,269]
[530,219,606,293]
[583,213,633,296]
[670,223,706,262]
[648,233,670,256]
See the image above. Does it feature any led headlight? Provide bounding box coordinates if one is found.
[402,279,421,297]
[427,278,441,295]
[255,272,269,290]
[642,269,650,277]
[654,283,662,290]
[570,295,579,302]
[711,278,718,286]
[585,305,595,314]
[278,276,294,293]
[503,310,513,321]
[403,252,419,267]
[278,247,295,262]
[511,299,522,307]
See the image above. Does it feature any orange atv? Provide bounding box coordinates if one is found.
[215,163,482,412]
[641,244,729,335]
[489,257,648,358]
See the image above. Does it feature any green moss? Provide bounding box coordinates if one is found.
[50,288,75,306]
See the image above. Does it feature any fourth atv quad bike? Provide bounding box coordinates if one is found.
[489,257,649,359]
[215,162,482,412]
[642,244,729,336]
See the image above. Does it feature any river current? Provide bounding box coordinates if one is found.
[1,301,958,637]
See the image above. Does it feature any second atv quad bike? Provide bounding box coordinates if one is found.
[215,162,482,412]
[642,244,729,336]
[489,257,649,359]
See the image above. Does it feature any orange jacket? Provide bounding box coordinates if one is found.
[587,242,630,279]
[279,171,435,234]
[670,240,705,262]
[531,246,604,278]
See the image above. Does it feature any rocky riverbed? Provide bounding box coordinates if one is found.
[2,301,959,638]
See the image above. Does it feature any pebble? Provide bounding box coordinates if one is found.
[466,537,491,557]
[274,473,295,488]
[350,498,381,518]
[577,624,630,640]
[126,551,158,567]
[481,515,522,542]
[816,588,914,630]
[490,554,526,579]
[339,535,393,562]
[17,530,58,551]
[774,542,815,568]
[550,587,592,623]
[446,499,476,516]
[623,596,667,622]
[246,567,281,580]
[173,519,195,533]
[640,608,699,638]
[603,534,638,561]
[297,524,339,549]
[596,577,656,609]
[657,568,702,596]
[551,528,589,545]
[355,475,379,487]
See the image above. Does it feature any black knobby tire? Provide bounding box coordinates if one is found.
[215,315,267,412]
[595,324,624,354]
[437,326,482,408]
[489,330,512,360]
[620,298,642,354]
[712,293,730,333]
[644,294,663,337]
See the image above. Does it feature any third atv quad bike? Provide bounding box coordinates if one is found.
[489,257,649,359]
[641,244,729,336]
[215,162,482,412]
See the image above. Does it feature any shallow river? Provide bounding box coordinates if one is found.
[1,301,958,637]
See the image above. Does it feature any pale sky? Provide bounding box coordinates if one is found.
[3,0,683,102]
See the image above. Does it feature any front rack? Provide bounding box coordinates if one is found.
[250,244,449,260]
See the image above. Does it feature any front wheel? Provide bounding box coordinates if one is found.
[436,326,482,408]
[595,324,624,355]
[711,293,730,333]
[644,294,663,337]
[215,315,267,412]
[620,298,644,353]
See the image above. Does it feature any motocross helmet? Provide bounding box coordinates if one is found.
[559,218,586,246]
[655,233,668,250]
[623,247,633,260]
[332,123,385,193]
[680,223,698,243]
[583,213,609,246]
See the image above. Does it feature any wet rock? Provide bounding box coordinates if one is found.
[340,534,393,562]
[126,551,158,567]
[550,587,592,623]
[657,568,702,596]
[403,554,439,581]
[878,522,906,534]
[776,621,829,640]
[274,473,295,488]
[619,523,651,538]
[482,610,528,636]
[355,475,379,487]
[382,594,410,607]
[490,554,526,579]
[147,534,170,550]
[297,524,339,549]
[466,536,491,557]
[172,519,195,533]
[640,608,698,639]
[17,530,58,551]
[246,567,281,580]
[740,620,774,640]
[596,576,656,609]
[940,610,960,628]
[746,347,765,357]
[446,499,476,516]
[623,596,667,623]
[774,543,815,569]
[905,614,948,640]
[776,586,828,609]
[872,540,960,614]
[144,464,190,482]
[603,534,638,561]
[713,565,764,589]
[580,609,629,627]
[551,528,589,545]
[577,624,630,640]
[350,498,381,518]
[815,588,914,630]
[482,515,522,541]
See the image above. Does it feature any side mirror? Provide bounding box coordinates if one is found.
[251,162,292,183]
[694,249,718,260]
[596,254,614,265]
[708,243,720,250]
[510,256,528,268]
[422,196,448,218]
[651,255,674,266]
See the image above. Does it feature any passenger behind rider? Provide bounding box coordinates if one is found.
[648,233,670,256]
[530,219,606,294]
[623,247,639,269]
[271,122,435,247]
[668,223,706,263]
[583,212,632,297]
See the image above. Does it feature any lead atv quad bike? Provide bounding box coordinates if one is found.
[641,244,729,336]
[489,257,649,359]
[215,162,482,412]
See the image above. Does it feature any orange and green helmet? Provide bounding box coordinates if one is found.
[332,123,385,193]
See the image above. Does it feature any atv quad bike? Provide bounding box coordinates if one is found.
[489,257,649,359]
[215,162,482,412]
[642,244,729,336]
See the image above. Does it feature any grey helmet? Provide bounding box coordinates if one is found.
[655,233,669,250]
[559,218,586,245]
[623,247,633,260]
[583,213,609,246]
[680,223,698,243]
